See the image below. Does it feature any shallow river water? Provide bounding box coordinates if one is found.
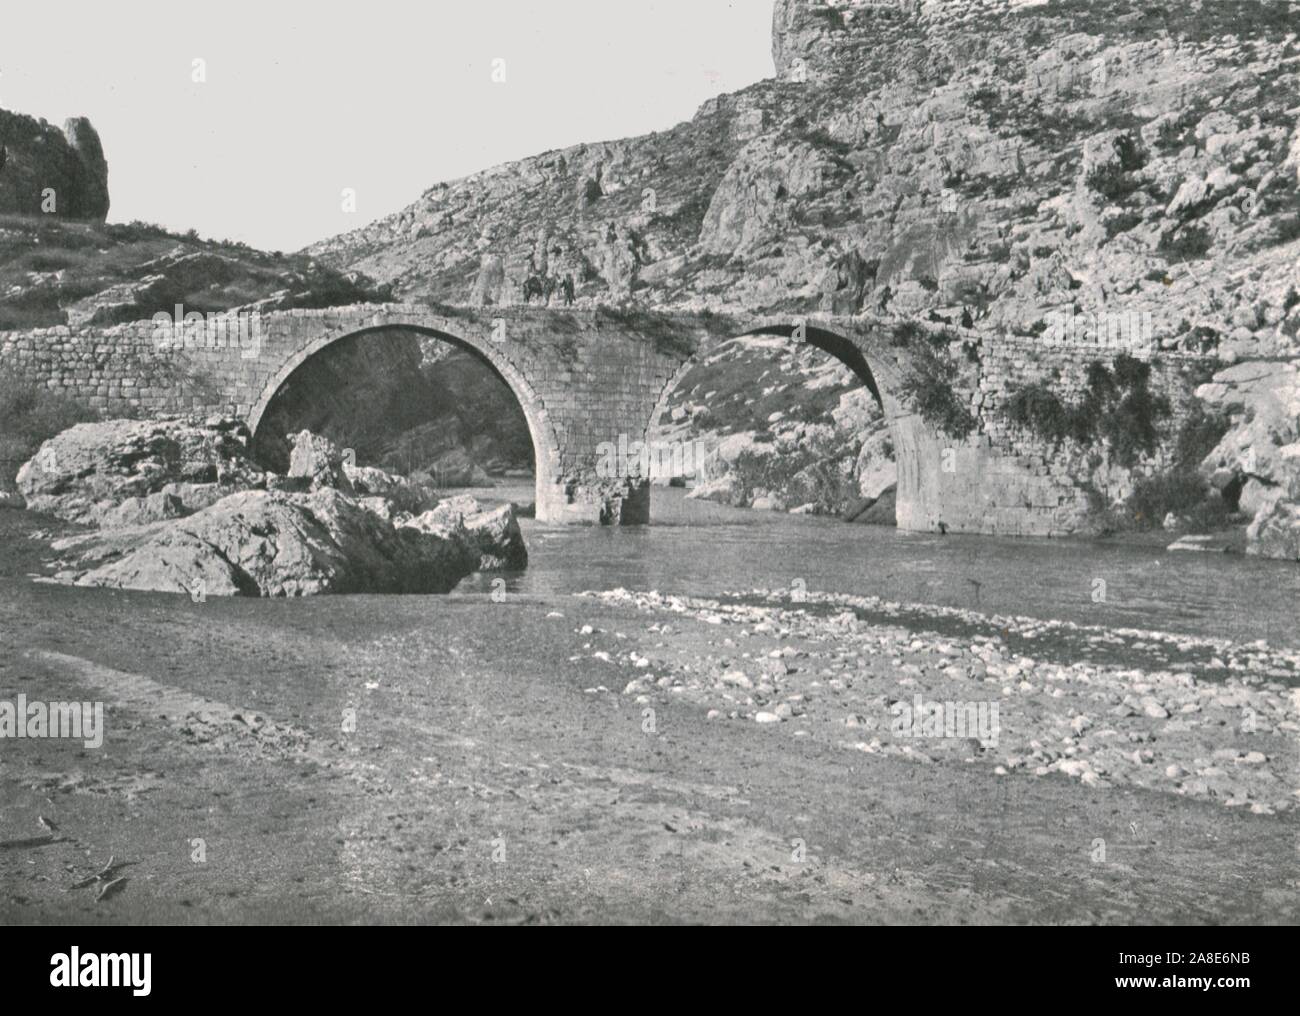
[454,487,1300,649]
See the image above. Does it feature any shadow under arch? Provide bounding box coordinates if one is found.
[246,323,561,518]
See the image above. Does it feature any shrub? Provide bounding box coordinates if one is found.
[1101,355,1171,468]
[1002,382,1077,444]
[0,372,96,488]
[1158,224,1213,260]
[1172,402,1231,469]
[1000,355,1171,467]
[900,348,976,439]
[1084,162,1139,202]
[1120,470,1232,532]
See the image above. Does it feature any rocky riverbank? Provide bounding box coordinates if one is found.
[578,587,1300,816]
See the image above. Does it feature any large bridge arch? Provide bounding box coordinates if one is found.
[246,321,564,521]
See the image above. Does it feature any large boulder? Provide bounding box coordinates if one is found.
[287,430,353,492]
[398,496,527,571]
[1246,495,1300,561]
[854,428,897,501]
[1197,360,1300,559]
[16,417,264,526]
[343,461,437,514]
[44,488,480,596]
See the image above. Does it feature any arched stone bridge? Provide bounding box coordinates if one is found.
[231,303,923,526]
[0,301,1206,534]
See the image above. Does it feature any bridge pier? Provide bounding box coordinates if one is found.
[537,475,650,525]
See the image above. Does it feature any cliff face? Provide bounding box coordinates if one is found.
[0,110,110,220]
[309,0,1300,363]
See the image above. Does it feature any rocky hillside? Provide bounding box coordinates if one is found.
[0,110,109,221]
[306,0,1300,554]
[0,212,392,333]
[310,0,1300,355]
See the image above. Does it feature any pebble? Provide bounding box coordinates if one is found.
[585,587,1299,814]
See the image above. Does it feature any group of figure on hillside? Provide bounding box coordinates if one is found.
[522,272,575,305]
[522,253,576,306]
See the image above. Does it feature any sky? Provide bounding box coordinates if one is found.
[0,0,776,252]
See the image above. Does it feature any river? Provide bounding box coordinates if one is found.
[453,486,1300,649]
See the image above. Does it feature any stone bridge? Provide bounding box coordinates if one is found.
[0,302,1208,534]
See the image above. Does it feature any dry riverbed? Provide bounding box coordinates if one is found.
[585,588,1300,816]
[1,509,1298,924]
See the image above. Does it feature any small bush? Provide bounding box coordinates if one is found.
[1173,402,1231,468]
[1084,162,1139,202]
[1158,224,1213,260]
[1003,381,1081,444]
[1119,470,1232,532]
[1101,356,1171,468]
[900,349,976,439]
[0,372,96,488]
[1001,354,1171,467]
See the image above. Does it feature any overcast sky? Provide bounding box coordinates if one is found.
[0,1,775,252]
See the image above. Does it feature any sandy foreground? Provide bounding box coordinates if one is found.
[1,510,1297,925]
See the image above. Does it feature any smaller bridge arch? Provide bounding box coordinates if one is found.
[639,318,916,519]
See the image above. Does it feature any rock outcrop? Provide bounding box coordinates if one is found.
[0,109,110,220]
[287,429,354,492]
[398,494,528,571]
[21,420,528,595]
[1198,361,1300,559]
[16,416,265,526]
[45,487,481,597]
